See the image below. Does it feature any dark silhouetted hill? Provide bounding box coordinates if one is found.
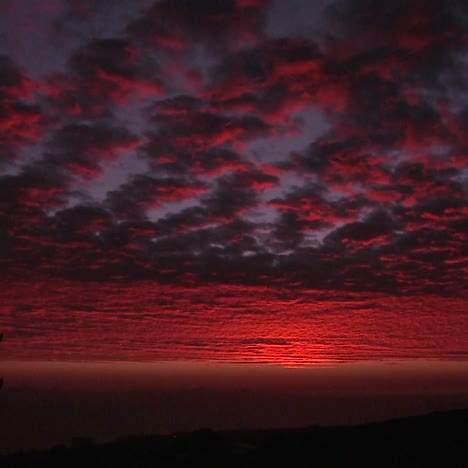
[1,408,467,467]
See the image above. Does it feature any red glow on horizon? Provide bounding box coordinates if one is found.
[1,279,466,367]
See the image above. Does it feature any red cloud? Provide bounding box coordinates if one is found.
[1,280,466,364]
[1,0,467,371]
[106,175,208,219]
[0,57,44,163]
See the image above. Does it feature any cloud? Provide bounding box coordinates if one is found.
[200,169,278,221]
[1,280,467,363]
[323,209,397,250]
[146,104,273,159]
[1,0,465,296]
[106,175,208,219]
[44,122,140,179]
[127,0,271,51]
[0,0,466,365]
[207,37,324,123]
[269,183,360,225]
[44,37,163,118]
[0,56,44,165]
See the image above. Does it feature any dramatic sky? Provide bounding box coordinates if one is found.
[1,0,467,383]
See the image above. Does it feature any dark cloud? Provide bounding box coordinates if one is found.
[44,122,139,179]
[106,175,208,219]
[269,183,358,225]
[0,56,44,165]
[0,163,70,276]
[325,0,468,71]
[45,37,163,118]
[201,169,278,221]
[207,37,324,123]
[49,0,152,45]
[127,0,271,51]
[0,163,68,215]
[271,210,306,250]
[1,0,465,296]
[69,37,147,82]
[146,106,272,157]
[51,205,114,238]
[323,209,397,250]
[153,206,209,236]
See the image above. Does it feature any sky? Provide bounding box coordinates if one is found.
[0,0,467,451]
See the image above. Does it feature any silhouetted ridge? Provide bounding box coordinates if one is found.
[1,409,467,467]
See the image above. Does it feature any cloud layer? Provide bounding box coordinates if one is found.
[0,0,467,364]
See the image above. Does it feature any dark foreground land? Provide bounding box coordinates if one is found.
[1,409,467,467]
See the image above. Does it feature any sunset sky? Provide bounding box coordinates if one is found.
[0,0,467,450]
